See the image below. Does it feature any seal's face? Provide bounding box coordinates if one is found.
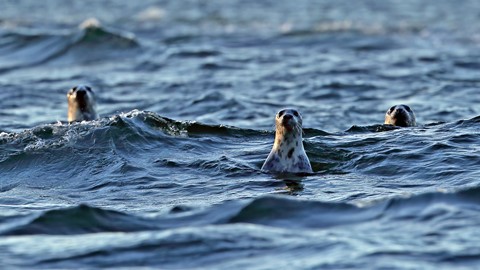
[385,104,416,127]
[67,85,98,123]
[276,108,303,133]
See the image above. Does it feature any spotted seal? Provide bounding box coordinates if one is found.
[261,108,313,173]
[67,85,99,123]
[384,104,416,127]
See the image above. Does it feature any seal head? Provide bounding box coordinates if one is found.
[261,108,313,174]
[67,85,99,123]
[384,104,416,127]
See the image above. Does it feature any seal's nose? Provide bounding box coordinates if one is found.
[76,89,87,97]
[282,114,293,126]
[393,108,407,117]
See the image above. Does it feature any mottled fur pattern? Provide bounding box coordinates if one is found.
[67,85,99,123]
[261,108,313,173]
[384,104,416,127]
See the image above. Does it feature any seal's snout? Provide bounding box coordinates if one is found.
[393,107,406,116]
[281,113,294,127]
[75,89,89,109]
[76,89,87,98]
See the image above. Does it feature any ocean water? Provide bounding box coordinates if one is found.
[1,0,480,269]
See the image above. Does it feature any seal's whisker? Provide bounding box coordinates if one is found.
[294,123,302,135]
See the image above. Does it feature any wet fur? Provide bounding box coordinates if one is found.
[384,104,416,127]
[67,85,99,123]
[261,109,313,173]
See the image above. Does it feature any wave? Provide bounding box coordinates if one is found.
[345,124,400,133]
[344,113,480,134]
[2,186,480,236]
[0,110,267,151]
[2,111,479,188]
[0,18,140,71]
[230,186,480,228]
[1,204,157,236]
[278,20,424,36]
[0,110,269,187]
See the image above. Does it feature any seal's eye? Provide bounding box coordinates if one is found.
[403,105,412,112]
[85,86,92,92]
[278,110,286,117]
[388,106,395,114]
[72,86,78,92]
[293,111,299,117]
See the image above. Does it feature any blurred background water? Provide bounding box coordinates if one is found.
[1,0,480,269]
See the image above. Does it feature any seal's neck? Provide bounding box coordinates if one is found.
[273,127,304,152]
[68,102,98,122]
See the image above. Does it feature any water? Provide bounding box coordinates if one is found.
[1,0,480,269]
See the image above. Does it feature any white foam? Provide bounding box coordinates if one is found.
[136,6,166,21]
[78,18,101,30]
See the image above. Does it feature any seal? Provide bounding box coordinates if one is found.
[67,85,99,123]
[384,104,416,127]
[261,108,313,174]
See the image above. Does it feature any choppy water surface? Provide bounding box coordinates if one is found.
[1,1,480,269]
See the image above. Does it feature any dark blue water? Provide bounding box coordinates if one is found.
[1,1,480,269]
